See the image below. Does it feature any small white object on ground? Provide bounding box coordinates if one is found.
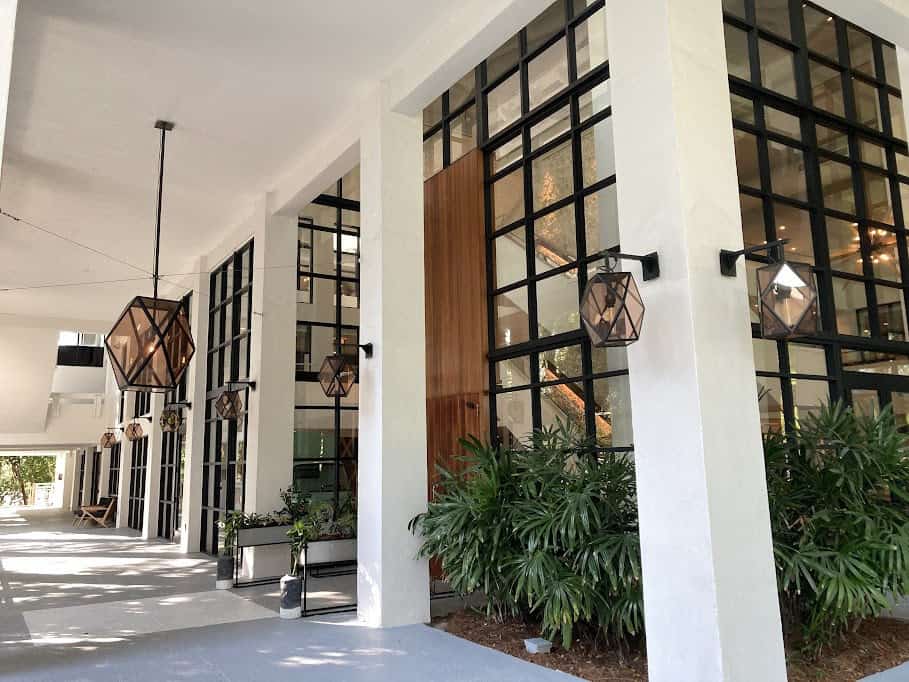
[524,637,552,654]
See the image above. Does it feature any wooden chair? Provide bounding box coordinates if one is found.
[74,497,116,528]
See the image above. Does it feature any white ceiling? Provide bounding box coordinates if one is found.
[0,0,452,323]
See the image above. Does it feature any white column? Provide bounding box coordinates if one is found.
[0,0,16,185]
[357,83,430,628]
[243,195,297,577]
[180,262,210,554]
[607,1,786,681]
[97,448,111,498]
[115,392,136,528]
[141,394,164,539]
[53,452,67,508]
[80,448,95,506]
[63,450,78,511]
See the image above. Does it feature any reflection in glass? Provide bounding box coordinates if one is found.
[816,125,849,156]
[765,107,801,140]
[868,228,901,281]
[755,0,791,39]
[731,94,754,123]
[496,356,531,389]
[851,389,880,417]
[890,95,906,141]
[531,106,570,151]
[449,71,476,111]
[584,184,618,256]
[581,118,615,187]
[740,194,765,248]
[734,129,761,188]
[487,72,522,138]
[592,375,633,447]
[450,106,477,163]
[540,344,583,381]
[876,285,907,341]
[804,6,838,59]
[760,40,797,98]
[863,170,893,224]
[854,79,882,131]
[833,277,870,336]
[494,228,527,287]
[820,158,855,214]
[492,168,524,229]
[768,141,807,200]
[532,140,573,212]
[848,27,875,76]
[497,389,532,446]
[789,344,827,375]
[826,218,862,274]
[792,379,829,424]
[541,381,587,434]
[495,288,530,347]
[810,61,844,117]
[757,376,784,432]
[725,24,750,81]
[753,338,780,373]
[487,35,520,84]
[534,204,576,272]
[537,270,580,337]
[774,202,813,263]
[528,38,569,110]
[578,81,610,122]
[424,131,442,180]
[575,8,607,78]
[526,1,564,53]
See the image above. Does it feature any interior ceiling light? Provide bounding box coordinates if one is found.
[580,250,660,347]
[105,121,196,392]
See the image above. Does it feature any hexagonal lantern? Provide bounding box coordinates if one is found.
[580,270,646,347]
[756,261,819,339]
[215,390,244,420]
[99,430,117,449]
[319,353,355,398]
[124,422,144,441]
[105,296,195,392]
[160,408,183,433]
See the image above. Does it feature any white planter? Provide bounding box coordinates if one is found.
[305,538,356,565]
[236,524,293,547]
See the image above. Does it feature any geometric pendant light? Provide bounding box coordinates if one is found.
[755,260,819,340]
[105,121,195,392]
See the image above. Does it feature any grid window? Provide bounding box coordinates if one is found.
[725,0,909,428]
[107,442,121,501]
[295,168,360,508]
[424,0,607,181]
[200,242,253,555]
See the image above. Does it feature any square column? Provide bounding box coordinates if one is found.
[79,448,94,506]
[180,262,210,554]
[141,393,164,539]
[357,84,430,628]
[242,195,297,577]
[96,447,111,498]
[115,392,135,528]
[63,451,78,511]
[606,1,786,680]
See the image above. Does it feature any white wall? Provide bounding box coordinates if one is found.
[51,365,106,394]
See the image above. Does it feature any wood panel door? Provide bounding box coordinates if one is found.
[424,149,489,504]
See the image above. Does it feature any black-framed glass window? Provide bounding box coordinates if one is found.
[127,436,148,531]
[424,0,607,181]
[295,167,360,507]
[108,441,121,501]
[725,0,909,430]
[158,293,191,541]
[201,241,253,555]
[77,449,86,506]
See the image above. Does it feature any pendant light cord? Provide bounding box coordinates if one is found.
[153,122,170,300]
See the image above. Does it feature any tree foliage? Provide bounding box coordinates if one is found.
[0,455,55,506]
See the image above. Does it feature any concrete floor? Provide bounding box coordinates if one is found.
[0,507,578,681]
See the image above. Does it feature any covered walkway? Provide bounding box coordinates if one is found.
[0,507,575,681]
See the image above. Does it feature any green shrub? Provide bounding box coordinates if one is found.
[409,423,642,648]
[767,403,909,653]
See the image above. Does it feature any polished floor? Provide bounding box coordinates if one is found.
[0,507,578,681]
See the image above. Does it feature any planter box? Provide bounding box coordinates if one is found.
[236,524,293,548]
[305,538,356,565]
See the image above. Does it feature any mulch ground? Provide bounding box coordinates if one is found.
[434,610,909,682]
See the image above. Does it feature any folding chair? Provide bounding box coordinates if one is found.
[75,497,116,528]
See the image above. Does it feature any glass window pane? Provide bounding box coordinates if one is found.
[449,71,476,111]
[496,357,531,389]
[816,124,849,156]
[760,40,797,98]
[810,61,845,117]
[723,0,746,18]
[868,228,901,282]
[534,204,577,272]
[859,138,887,168]
[725,24,750,81]
[891,393,909,432]
[578,80,610,122]
[592,375,633,447]
[774,202,813,263]
[494,228,527,287]
[496,389,532,445]
[540,381,587,435]
[827,217,862,274]
[765,107,801,140]
[820,157,855,214]
[890,94,906,141]
[767,141,807,200]
[804,7,838,59]
[833,277,870,336]
[486,35,520,84]
[450,105,477,163]
[493,135,523,173]
[789,344,827,375]
[734,129,761,188]
[423,131,442,179]
[537,269,579,337]
[532,139,574,212]
[492,167,524,229]
[792,379,830,424]
[850,388,880,417]
[757,376,785,433]
[341,165,360,202]
[755,0,791,39]
[863,169,893,224]
[731,94,755,123]
[753,338,780,373]
[540,344,583,381]
[531,105,571,151]
[741,193,766,248]
[294,410,336,460]
[574,7,607,78]
[526,2,565,54]
[584,184,619,256]
[495,288,529,347]
[591,344,627,373]
[854,79,882,131]
[424,95,442,132]
[843,349,909,374]
[747,259,762,323]
[876,285,907,341]
[848,27,875,76]
[528,37,569,110]
[487,72,521,138]
[883,43,900,88]
[580,117,615,187]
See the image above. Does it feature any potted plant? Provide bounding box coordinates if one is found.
[280,521,307,619]
[293,499,357,564]
[216,511,241,589]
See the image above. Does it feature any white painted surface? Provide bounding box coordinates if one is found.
[50,365,106,395]
[0,326,58,433]
[357,84,430,629]
[0,0,16,184]
[115,393,134,528]
[141,393,164,540]
[79,448,93,506]
[607,0,785,680]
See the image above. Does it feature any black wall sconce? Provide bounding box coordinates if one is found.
[160,400,191,433]
[719,239,819,339]
[318,343,372,398]
[580,250,660,347]
[215,381,256,420]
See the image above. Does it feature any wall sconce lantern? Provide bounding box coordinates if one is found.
[105,121,196,392]
[160,401,190,433]
[318,343,373,398]
[99,429,118,449]
[215,381,255,420]
[124,421,144,441]
[580,251,659,347]
[720,239,819,340]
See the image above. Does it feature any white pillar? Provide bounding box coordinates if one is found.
[141,394,164,539]
[53,452,66,508]
[357,83,430,628]
[0,0,17,185]
[243,195,296,576]
[97,447,111,498]
[80,448,95,506]
[180,262,210,554]
[115,392,136,528]
[607,1,786,681]
[63,450,78,511]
